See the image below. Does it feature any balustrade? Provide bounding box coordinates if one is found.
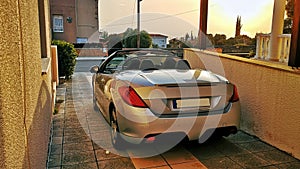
[255,33,291,63]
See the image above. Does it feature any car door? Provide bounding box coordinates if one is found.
[94,54,127,121]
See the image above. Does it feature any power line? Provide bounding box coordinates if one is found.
[104,8,199,28]
[131,0,136,27]
[142,9,199,23]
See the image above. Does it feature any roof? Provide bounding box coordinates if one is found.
[149,33,168,38]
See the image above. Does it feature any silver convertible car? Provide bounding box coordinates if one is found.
[90,49,240,149]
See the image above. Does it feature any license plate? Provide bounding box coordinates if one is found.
[173,98,210,109]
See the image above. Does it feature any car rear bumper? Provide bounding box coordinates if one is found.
[115,101,241,144]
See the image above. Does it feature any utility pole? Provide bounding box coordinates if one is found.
[199,0,208,50]
[137,0,142,49]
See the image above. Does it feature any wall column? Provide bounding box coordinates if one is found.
[255,34,263,59]
[267,0,286,61]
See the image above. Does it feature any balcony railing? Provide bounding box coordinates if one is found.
[255,33,291,63]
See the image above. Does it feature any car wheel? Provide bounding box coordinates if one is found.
[110,107,125,149]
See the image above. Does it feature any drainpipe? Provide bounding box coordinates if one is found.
[75,0,78,41]
[267,0,286,61]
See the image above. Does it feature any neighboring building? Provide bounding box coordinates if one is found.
[50,0,99,43]
[150,34,168,48]
[0,0,54,168]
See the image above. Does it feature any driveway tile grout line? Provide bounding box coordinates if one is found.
[59,85,67,169]
[88,116,101,169]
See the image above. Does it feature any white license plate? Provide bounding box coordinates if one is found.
[174,98,210,109]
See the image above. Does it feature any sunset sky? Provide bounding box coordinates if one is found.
[99,0,275,38]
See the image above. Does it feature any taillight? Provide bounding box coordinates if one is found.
[230,85,239,102]
[118,86,148,108]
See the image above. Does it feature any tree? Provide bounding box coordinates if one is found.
[106,34,123,55]
[285,0,294,18]
[191,31,194,40]
[52,40,77,79]
[235,16,242,37]
[225,37,237,46]
[185,33,190,41]
[122,29,152,48]
[284,0,294,33]
[101,31,109,40]
[283,18,293,33]
[139,30,152,48]
[106,34,122,49]
[122,28,134,45]
[214,34,227,46]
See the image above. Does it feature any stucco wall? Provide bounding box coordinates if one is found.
[77,0,98,42]
[184,48,300,159]
[0,0,52,168]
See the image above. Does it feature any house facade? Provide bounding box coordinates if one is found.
[150,34,168,48]
[50,0,99,43]
[0,0,54,168]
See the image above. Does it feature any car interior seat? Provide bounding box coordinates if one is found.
[125,58,141,70]
[175,59,191,70]
[162,57,176,69]
[139,59,155,70]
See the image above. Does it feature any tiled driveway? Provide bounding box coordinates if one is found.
[47,72,300,169]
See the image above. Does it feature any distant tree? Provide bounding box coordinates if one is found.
[283,18,293,33]
[191,31,194,40]
[285,0,294,18]
[207,34,214,45]
[226,37,237,46]
[122,28,134,45]
[214,34,227,46]
[235,16,242,37]
[140,31,152,48]
[105,34,123,55]
[185,33,190,41]
[168,38,190,48]
[235,35,255,45]
[106,34,122,49]
[152,44,159,48]
[284,0,294,33]
[122,28,152,48]
[180,37,185,42]
[101,31,109,40]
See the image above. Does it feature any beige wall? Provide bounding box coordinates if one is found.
[184,48,300,159]
[0,0,53,168]
[50,0,99,43]
[51,0,77,43]
[77,0,99,42]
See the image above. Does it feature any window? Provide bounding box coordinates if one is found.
[53,15,64,32]
[103,55,127,74]
[76,37,88,43]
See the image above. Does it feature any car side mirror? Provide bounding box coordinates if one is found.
[90,65,99,73]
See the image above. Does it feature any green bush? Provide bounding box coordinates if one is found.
[52,40,77,79]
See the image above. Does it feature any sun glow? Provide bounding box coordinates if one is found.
[208,0,274,37]
[99,0,274,38]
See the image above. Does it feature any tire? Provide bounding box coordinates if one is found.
[110,107,126,150]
